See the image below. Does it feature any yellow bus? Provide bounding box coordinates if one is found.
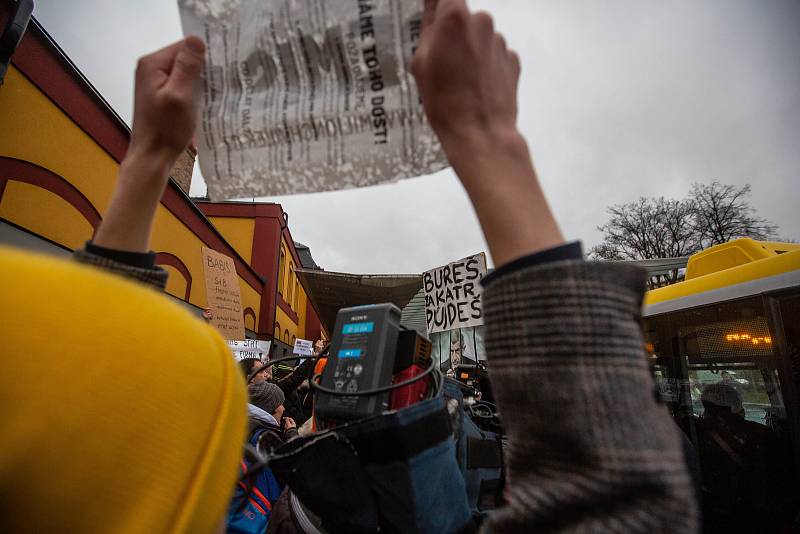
[643,238,800,531]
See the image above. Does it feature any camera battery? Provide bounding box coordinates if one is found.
[315,304,401,422]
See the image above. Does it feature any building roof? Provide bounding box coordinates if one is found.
[622,257,690,277]
[295,268,422,333]
[400,288,427,334]
[294,242,320,270]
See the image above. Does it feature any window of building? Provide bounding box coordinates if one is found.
[278,249,285,294]
[288,262,294,308]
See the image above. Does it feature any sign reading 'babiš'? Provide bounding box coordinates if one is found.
[202,246,246,340]
[423,253,486,334]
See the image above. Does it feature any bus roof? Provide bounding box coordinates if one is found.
[643,238,800,316]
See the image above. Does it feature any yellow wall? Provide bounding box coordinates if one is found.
[0,66,261,333]
[208,216,255,264]
[273,236,311,343]
[0,68,117,216]
[161,264,188,300]
[0,181,93,250]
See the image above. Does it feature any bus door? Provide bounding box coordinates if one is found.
[646,295,799,532]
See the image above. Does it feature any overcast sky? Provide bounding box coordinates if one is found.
[35,0,799,274]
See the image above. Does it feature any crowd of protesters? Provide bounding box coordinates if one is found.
[1,0,701,532]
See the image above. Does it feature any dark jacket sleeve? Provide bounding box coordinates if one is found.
[73,247,168,291]
[480,260,698,533]
[283,427,299,442]
[276,358,315,396]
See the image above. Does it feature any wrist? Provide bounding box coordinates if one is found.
[442,127,530,194]
[92,147,172,253]
[121,144,177,186]
[442,128,565,267]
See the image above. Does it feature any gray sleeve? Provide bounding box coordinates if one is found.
[73,248,169,291]
[480,260,698,533]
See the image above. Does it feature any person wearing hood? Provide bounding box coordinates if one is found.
[248,381,298,442]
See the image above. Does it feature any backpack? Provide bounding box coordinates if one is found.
[267,377,503,533]
[227,427,285,534]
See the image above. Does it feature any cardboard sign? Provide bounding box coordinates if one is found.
[293,338,314,356]
[202,246,246,340]
[423,253,487,334]
[226,339,271,362]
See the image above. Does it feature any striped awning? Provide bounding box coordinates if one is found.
[295,268,422,333]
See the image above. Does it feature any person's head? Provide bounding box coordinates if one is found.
[248,381,286,419]
[239,358,270,384]
[701,383,744,419]
[450,331,465,366]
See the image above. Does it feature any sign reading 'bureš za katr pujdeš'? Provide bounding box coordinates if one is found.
[423,253,486,334]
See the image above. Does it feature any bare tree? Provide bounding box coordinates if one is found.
[689,181,778,248]
[590,197,700,284]
[591,181,781,287]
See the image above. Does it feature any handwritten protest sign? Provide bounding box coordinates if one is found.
[293,339,314,356]
[423,253,487,334]
[177,0,448,200]
[226,339,271,362]
[202,246,246,339]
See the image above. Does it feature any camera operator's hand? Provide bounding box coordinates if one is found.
[413,0,564,267]
[282,417,297,431]
[93,37,205,253]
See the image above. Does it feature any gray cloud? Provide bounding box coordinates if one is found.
[35,0,799,273]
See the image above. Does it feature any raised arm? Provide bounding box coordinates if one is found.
[75,37,205,289]
[412,1,698,532]
[412,0,563,267]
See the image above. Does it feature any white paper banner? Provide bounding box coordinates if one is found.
[293,338,314,356]
[178,0,448,200]
[226,339,271,362]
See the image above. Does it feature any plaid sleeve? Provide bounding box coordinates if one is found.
[73,247,169,291]
[480,260,698,533]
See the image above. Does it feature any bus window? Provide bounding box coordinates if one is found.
[779,295,800,398]
[646,296,798,532]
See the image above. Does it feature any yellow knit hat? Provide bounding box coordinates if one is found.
[0,246,247,533]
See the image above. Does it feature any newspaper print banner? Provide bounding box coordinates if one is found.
[178,0,448,200]
[423,253,487,334]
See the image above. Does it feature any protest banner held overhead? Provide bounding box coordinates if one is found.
[177,0,448,200]
[423,253,487,334]
[202,246,246,340]
[226,339,271,362]
[293,338,314,356]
